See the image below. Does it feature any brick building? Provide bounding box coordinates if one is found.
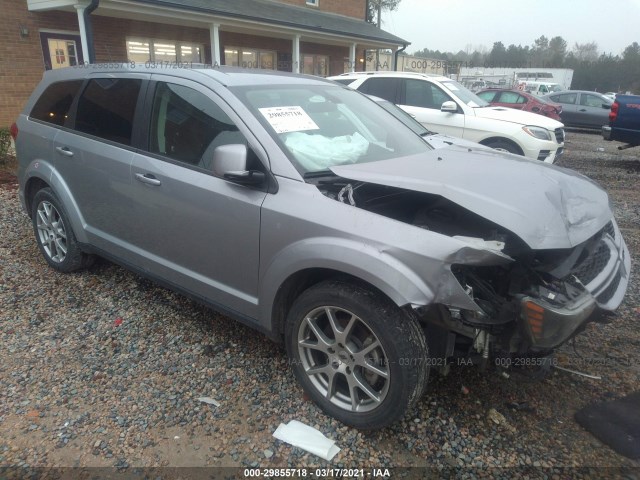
[1,0,407,127]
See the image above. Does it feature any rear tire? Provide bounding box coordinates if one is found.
[32,188,94,272]
[284,280,428,429]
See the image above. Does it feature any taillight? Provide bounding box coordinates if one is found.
[10,122,18,140]
[609,101,619,123]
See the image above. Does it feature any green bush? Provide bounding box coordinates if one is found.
[0,127,11,164]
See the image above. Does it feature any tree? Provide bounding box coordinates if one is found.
[487,41,507,66]
[622,41,640,62]
[366,0,402,24]
[548,36,567,66]
[573,41,599,63]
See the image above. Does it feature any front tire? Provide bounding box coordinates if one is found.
[31,188,94,272]
[285,281,428,429]
[483,139,522,155]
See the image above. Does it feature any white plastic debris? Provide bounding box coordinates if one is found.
[197,397,220,407]
[273,420,340,461]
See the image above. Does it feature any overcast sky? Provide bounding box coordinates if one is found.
[385,0,640,56]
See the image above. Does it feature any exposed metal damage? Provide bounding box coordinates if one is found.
[308,165,630,376]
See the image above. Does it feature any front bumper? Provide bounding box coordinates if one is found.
[521,220,630,350]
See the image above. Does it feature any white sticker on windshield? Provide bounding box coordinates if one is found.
[259,106,320,134]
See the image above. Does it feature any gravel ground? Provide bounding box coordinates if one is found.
[1,132,639,477]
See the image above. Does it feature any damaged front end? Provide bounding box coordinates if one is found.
[310,173,631,372]
[450,218,629,358]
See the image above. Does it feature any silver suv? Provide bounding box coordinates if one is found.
[14,65,630,429]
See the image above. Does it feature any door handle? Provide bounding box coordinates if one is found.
[55,146,74,157]
[135,173,161,186]
[579,109,587,112]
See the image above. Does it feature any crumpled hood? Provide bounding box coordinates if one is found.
[474,106,564,129]
[331,145,611,250]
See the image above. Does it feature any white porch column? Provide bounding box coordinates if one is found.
[74,4,90,65]
[349,43,357,72]
[292,35,301,74]
[209,23,221,66]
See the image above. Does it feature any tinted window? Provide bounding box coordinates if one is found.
[30,80,83,126]
[404,79,450,109]
[75,78,142,145]
[552,93,577,105]
[358,78,399,103]
[149,82,245,168]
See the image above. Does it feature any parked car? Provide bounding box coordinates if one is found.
[330,72,565,163]
[603,92,617,102]
[477,89,562,121]
[603,94,640,148]
[542,90,612,129]
[13,66,630,429]
[369,95,491,150]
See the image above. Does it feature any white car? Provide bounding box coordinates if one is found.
[603,92,617,102]
[330,72,565,163]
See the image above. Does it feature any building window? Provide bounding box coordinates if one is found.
[302,54,329,77]
[306,0,319,6]
[224,47,276,70]
[126,38,203,63]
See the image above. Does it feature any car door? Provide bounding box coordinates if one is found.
[397,78,465,137]
[127,77,268,318]
[550,92,579,126]
[52,74,149,250]
[577,93,611,128]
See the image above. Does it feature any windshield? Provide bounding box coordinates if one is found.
[232,85,429,174]
[440,80,489,107]
[374,98,432,137]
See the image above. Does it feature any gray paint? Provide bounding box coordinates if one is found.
[15,65,630,343]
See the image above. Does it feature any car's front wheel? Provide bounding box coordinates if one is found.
[285,280,428,429]
[483,139,523,155]
[31,187,94,272]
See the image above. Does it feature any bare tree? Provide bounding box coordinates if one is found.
[573,41,599,62]
[366,0,402,25]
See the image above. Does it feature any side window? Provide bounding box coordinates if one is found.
[498,91,521,104]
[580,94,605,108]
[75,78,142,145]
[404,79,450,109]
[358,78,399,103]
[149,82,246,169]
[476,91,496,102]
[516,94,528,104]
[553,93,577,105]
[30,80,83,126]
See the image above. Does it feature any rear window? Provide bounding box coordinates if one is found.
[74,78,142,145]
[30,80,83,127]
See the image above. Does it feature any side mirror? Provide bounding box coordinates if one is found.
[441,101,458,113]
[212,144,265,186]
